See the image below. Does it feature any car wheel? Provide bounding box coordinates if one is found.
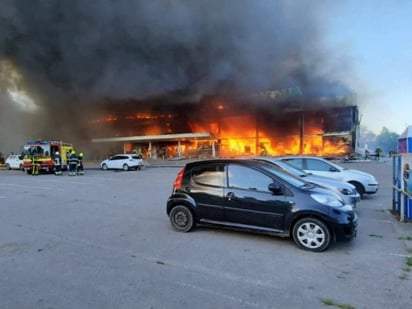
[101,163,108,170]
[350,181,365,199]
[169,205,195,232]
[123,164,129,171]
[292,218,331,252]
[19,164,23,171]
[6,164,11,170]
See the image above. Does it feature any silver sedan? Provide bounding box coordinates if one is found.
[253,157,360,208]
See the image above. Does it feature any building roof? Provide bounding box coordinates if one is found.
[92,132,213,143]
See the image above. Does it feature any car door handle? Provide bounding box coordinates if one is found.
[226,192,235,200]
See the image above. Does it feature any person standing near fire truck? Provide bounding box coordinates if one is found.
[68,150,79,176]
[53,151,62,175]
[30,148,42,176]
[32,155,40,175]
[77,152,84,175]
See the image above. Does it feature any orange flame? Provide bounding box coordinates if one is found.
[91,109,351,158]
[190,114,350,157]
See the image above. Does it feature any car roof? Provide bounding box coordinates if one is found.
[275,155,328,160]
[186,158,260,165]
[184,158,315,187]
[184,158,289,171]
[276,155,342,164]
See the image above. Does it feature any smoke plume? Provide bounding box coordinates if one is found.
[0,0,349,153]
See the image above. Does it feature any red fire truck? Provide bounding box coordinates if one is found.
[22,140,74,174]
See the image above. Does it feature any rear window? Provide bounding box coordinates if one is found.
[306,159,331,171]
[8,155,22,160]
[191,164,225,187]
[116,155,127,160]
[283,158,304,169]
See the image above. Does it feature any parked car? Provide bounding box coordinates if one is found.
[252,157,361,208]
[278,156,379,198]
[5,154,24,170]
[166,159,357,252]
[100,154,144,171]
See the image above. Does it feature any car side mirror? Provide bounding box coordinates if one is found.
[329,167,339,172]
[268,182,283,195]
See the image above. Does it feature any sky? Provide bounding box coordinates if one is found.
[325,0,412,135]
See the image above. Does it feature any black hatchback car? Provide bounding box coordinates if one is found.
[166,159,357,252]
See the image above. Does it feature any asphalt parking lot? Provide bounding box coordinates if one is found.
[0,159,411,309]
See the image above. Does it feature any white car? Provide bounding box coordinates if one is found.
[5,154,24,170]
[100,154,144,171]
[278,156,379,198]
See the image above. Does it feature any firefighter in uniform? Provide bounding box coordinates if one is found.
[53,151,62,175]
[68,150,79,176]
[77,152,84,175]
[28,146,41,175]
[32,155,40,175]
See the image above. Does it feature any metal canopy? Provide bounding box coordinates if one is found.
[92,132,213,143]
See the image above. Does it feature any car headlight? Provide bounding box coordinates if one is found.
[311,193,344,207]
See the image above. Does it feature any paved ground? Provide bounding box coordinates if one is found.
[0,158,411,309]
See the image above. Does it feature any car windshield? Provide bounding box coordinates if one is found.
[255,161,309,188]
[254,158,309,177]
[326,160,344,171]
[23,145,50,157]
[273,160,309,177]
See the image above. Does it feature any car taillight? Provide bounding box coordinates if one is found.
[173,168,185,190]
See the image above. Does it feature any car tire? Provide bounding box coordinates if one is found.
[6,164,11,170]
[292,218,331,252]
[350,181,365,199]
[102,163,108,170]
[19,164,23,171]
[169,205,195,232]
[123,164,129,171]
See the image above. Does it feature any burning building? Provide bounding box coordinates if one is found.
[0,1,360,156]
[90,87,359,159]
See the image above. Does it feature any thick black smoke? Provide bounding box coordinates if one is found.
[0,0,349,152]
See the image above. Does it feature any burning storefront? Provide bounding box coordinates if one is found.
[90,88,359,159]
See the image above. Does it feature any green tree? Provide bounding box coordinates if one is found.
[376,127,399,154]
